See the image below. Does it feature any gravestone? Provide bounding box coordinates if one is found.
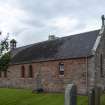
[36,69,43,93]
[88,86,102,105]
[65,84,77,105]
[88,88,95,105]
[95,86,101,105]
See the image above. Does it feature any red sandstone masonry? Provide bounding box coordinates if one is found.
[0,58,87,94]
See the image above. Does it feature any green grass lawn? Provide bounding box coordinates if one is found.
[0,88,104,105]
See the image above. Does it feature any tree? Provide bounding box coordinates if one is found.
[0,52,11,71]
[0,33,11,71]
[0,36,9,56]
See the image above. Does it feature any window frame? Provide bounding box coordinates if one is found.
[4,71,7,78]
[0,71,1,78]
[28,65,33,78]
[21,66,25,78]
[100,54,104,77]
[59,63,64,75]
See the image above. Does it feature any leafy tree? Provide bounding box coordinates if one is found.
[0,36,9,56]
[0,52,11,71]
[0,33,11,71]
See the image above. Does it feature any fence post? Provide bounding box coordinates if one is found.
[65,84,77,105]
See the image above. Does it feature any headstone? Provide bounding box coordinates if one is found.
[95,86,101,105]
[88,86,102,105]
[88,88,95,105]
[65,84,77,105]
[36,73,43,93]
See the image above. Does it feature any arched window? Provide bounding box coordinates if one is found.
[100,54,104,77]
[0,71,1,78]
[29,65,33,78]
[59,63,64,75]
[21,66,25,78]
[4,71,7,78]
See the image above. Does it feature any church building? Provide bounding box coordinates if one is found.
[0,17,105,94]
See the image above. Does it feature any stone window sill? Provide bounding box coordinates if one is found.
[59,75,64,78]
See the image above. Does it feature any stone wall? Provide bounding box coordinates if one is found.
[0,58,92,94]
[94,30,105,91]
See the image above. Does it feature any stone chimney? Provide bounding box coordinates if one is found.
[10,39,17,50]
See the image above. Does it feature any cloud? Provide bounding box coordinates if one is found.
[0,1,27,32]
[0,0,105,46]
[46,17,79,35]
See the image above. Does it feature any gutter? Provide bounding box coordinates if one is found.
[10,55,93,66]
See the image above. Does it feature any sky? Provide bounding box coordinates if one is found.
[0,0,105,47]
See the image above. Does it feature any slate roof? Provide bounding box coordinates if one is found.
[11,30,100,64]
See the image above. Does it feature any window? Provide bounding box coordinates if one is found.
[0,71,1,78]
[21,66,25,78]
[4,71,7,78]
[29,65,33,78]
[59,63,64,75]
[100,54,104,77]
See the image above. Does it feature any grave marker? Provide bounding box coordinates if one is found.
[65,84,77,105]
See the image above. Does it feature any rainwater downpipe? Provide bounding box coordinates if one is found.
[85,56,88,93]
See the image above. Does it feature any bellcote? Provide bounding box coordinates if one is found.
[10,39,17,50]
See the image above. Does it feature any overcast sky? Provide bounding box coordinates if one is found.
[0,0,104,47]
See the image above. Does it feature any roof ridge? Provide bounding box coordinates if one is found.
[16,29,100,49]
